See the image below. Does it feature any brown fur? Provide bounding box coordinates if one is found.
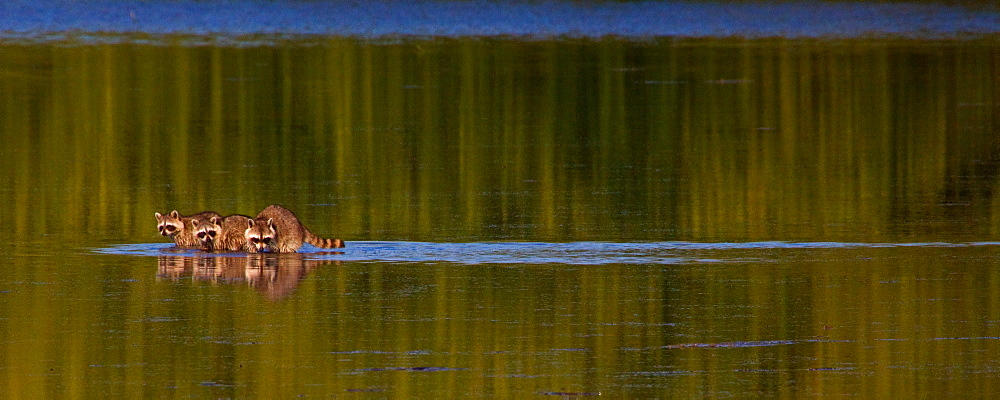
[244,204,345,253]
[155,210,222,248]
[194,214,253,252]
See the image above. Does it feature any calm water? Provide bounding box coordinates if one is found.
[2,4,1000,396]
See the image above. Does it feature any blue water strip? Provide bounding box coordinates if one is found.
[94,240,1000,265]
[1,1,998,43]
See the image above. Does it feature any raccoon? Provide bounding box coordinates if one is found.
[154,210,222,248]
[244,204,346,253]
[190,217,221,251]
[193,214,253,252]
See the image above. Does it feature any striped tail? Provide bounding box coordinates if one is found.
[305,230,345,248]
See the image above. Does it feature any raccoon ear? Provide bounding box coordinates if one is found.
[247,219,255,229]
[170,210,180,219]
[191,219,200,227]
[267,218,274,229]
[154,212,162,219]
[211,216,220,224]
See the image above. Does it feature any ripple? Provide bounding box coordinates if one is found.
[93,241,996,266]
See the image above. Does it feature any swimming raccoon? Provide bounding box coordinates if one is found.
[190,217,221,251]
[244,204,346,253]
[155,210,222,248]
[193,214,253,252]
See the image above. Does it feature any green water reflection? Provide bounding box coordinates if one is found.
[2,38,998,242]
[5,245,1000,397]
[1,37,999,397]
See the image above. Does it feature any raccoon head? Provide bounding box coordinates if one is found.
[155,210,184,237]
[193,217,221,250]
[245,218,276,253]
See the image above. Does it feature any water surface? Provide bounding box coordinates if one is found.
[5,239,998,397]
[2,5,1000,396]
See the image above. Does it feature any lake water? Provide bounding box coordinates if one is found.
[2,1,1000,397]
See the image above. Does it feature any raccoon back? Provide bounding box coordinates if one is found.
[250,205,345,252]
[252,205,306,253]
[261,204,346,249]
[215,214,254,252]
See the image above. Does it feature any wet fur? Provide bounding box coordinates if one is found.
[155,210,222,248]
[244,204,345,253]
[193,214,253,252]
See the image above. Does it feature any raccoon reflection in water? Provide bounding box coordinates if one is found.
[157,253,340,300]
